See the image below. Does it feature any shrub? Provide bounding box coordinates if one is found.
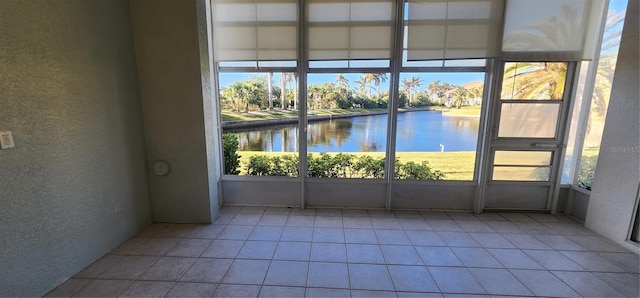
[222,133,241,174]
[397,93,408,108]
[245,155,272,176]
[241,153,444,180]
[352,155,385,178]
[577,155,598,188]
[395,160,444,180]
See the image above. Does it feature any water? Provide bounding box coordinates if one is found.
[230,110,480,152]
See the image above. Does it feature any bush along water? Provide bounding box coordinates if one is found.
[246,152,444,180]
[222,133,241,175]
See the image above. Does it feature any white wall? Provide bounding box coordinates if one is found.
[0,0,152,295]
[585,0,640,251]
[130,0,219,223]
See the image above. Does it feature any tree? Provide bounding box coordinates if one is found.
[222,133,241,175]
[588,11,626,134]
[285,73,299,109]
[267,72,273,110]
[402,76,422,104]
[503,5,585,54]
[401,78,413,103]
[226,82,248,112]
[335,74,350,90]
[308,84,325,110]
[452,86,468,109]
[369,73,388,95]
[354,77,367,97]
[428,80,452,106]
[467,86,483,105]
[334,74,351,103]
[502,62,567,99]
[280,72,287,109]
[409,77,423,101]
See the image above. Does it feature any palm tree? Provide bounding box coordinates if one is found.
[363,74,375,98]
[335,74,350,89]
[307,85,325,110]
[267,72,273,110]
[354,77,367,97]
[502,62,567,99]
[503,5,584,53]
[334,74,350,101]
[588,11,626,131]
[428,80,453,106]
[280,73,287,109]
[468,86,483,105]
[400,76,422,104]
[452,86,468,109]
[401,78,413,103]
[285,73,299,109]
[409,77,423,99]
[368,73,388,96]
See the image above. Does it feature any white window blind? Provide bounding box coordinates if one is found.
[405,0,504,61]
[307,0,396,61]
[212,0,298,62]
[502,0,606,61]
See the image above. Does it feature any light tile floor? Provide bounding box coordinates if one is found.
[47,207,640,297]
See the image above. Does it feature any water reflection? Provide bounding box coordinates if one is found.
[228,111,480,152]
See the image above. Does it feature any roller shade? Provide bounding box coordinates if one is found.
[212,0,298,62]
[307,0,395,61]
[501,0,606,61]
[405,0,504,61]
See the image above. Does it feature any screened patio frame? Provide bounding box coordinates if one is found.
[210,0,611,212]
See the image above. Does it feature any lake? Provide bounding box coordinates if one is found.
[229,110,480,152]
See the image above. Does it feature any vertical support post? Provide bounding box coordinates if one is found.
[384,0,406,211]
[473,59,499,214]
[298,0,308,209]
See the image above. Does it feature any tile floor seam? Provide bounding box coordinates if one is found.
[51,209,640,297]
[507,267,585,297]
[548,270,625,297]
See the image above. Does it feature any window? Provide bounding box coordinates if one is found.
[218,72,300,176]
[307,0,395,68]
[394,72,485,180]
[209,0,616,205]
[306,73,390,179]
[561,0,628,187]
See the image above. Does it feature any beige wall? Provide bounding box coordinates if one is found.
[130,0,219,223]
[586,0,640,250]
[0,0,152,295]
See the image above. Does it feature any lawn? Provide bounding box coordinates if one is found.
[221,107,435,122]
[235,151,477,180]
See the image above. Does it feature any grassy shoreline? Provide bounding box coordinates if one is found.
[222,106,480,122]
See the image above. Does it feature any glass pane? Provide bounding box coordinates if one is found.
[405,0,503,61]
[219,72,299,176]
[494,151,552,166]
[492,166,550,181]
[501,62,568,100]
[561,61,590,184]
[502,0,606,60]
[212,0,298,62]
[577,0,628,189]
[498,103,559,138]
[307,0,395,61]
[395,72,485,180]
[307,73,389,179]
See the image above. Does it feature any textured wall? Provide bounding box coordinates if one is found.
[585,0,640,250]
[130,0,218,223]
[0,0,151,296]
